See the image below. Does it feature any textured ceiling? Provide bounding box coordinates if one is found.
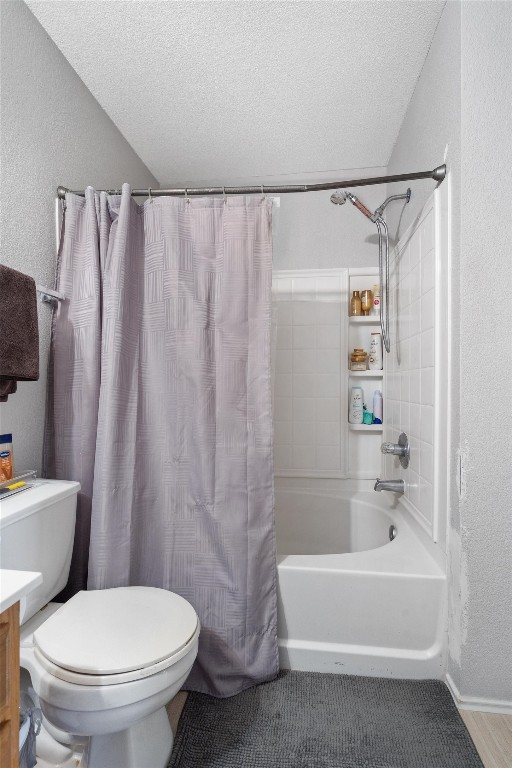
[26,0,445,186]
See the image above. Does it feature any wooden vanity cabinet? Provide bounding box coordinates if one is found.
[0,602,20,768]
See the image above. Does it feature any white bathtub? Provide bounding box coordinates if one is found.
[275,486,446,679]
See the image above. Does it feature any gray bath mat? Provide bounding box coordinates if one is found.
[169,670,483,768]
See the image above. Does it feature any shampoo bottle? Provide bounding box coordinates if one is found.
[373,390,383,424]
[349,387,364,424]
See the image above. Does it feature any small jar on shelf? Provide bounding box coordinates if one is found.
[350,348,368,371]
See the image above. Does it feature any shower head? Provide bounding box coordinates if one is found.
[330,190,372,219]
[330,190,348,205]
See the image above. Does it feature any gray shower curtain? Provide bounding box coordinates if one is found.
[44,184,278,697]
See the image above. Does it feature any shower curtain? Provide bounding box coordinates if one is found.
[44,184,278,697]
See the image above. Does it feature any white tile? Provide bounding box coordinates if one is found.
[293,349,317,374]
[292,444,316,470]
[420,441,434,484]
[316,445,340,471]
[387,373,399,401]
[276,349,292,374]
[397,278,410,314]
[274,421,292,446]
[409,403,421,440]
[421,328,435,368]
[293,398,315,421]
[315,276,340,297]
[421,289,435,332]
[410,334,421,371]
[421,367,434,406]
[293,421,315,445]
[273,277,292,297]
[316,324,340,349]
[293,373,317,398]
[292,277,316,299]
[315,374,340,398]
[409,299,421,339]
[421,249,435,295]
[275,301,293,325]
[421,210,434,256]
[274,396,292,422]
[408,469,420,510]
[409,435,420,475]
[400,399,410,439]
[274,444,292,470]
[292,301,317,325]
[420,404,434,445]
[275,373,292,398]
[316,349,340,374]
[400,372,410,405]
[277,326,292,350]
[316,398,340,421]
[410,228,422,270]
[317,421,340,446]
[399,243,410,277]
[292,325,316,349]
[418,478,433,524]
[401,338,411,371]
[410,370,421,404]
[391,400,400,429]
[316,302,340,325]
[409,266,421,305]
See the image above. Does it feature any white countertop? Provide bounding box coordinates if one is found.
[0,569,42,615]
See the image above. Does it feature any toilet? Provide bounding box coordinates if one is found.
[0,480,199,768]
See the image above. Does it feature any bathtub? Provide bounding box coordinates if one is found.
[275,485,446,679]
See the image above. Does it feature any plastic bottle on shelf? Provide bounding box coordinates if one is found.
[350,291,362,316]
[373,390,383,424]
[371,284,380,317]
[349,387,364,424]
[369,332,383,370]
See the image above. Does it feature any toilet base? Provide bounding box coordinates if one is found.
[85,706,173,768]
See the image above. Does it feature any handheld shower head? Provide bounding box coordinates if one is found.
[330,190,373,219]
[330,190,348,205]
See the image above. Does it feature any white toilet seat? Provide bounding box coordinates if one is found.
[32,587,200,686]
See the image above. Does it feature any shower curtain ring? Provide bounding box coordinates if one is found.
[261,185,266,202]
[185,188,190,205]
[148,188,153,204]
[223,187,227,205]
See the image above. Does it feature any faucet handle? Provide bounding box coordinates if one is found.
[380,432,410,468]
[381,442,402,455]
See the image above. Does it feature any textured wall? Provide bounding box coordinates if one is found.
[271,175,384,271]
[0,1,157,474]
[387,0,512,706]
[457,1,512,706]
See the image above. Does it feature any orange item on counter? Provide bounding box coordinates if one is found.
[0,433,14,482]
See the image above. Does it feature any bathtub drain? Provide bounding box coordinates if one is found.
[389,525,397,541]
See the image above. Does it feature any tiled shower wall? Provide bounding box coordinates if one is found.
[272,270,346,476]
[384,196,438,538]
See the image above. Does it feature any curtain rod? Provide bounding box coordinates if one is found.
[57,164,446,199]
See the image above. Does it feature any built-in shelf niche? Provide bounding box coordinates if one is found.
[346,268,383,479]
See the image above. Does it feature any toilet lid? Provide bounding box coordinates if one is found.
[33,587,198,676]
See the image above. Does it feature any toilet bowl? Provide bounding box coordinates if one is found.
[0,480,200,768]
[21,587,199,768]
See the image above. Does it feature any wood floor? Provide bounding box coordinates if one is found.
[460,710,512,768]
[167,693,512,767]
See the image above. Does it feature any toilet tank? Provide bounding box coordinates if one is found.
[0,480,80,624]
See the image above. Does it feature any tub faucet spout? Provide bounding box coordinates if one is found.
[374,478,405,494]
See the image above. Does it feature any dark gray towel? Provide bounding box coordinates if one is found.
[0,264,39,401]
